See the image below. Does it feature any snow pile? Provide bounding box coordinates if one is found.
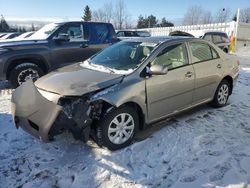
[0,55,250,188]
[237,46,250,57]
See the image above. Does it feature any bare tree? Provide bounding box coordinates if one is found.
[115,0,125,29]
[215,8,231,23]
[92,9,106,22]
[92,0,132,29]
[103,2,113,23]
[114,0,131,29]
[92,2,114,23]
[201,11,213,24]
[240,8,250,23]
[124,14,134,29]
[182,6,203,25]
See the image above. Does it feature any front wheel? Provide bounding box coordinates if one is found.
[9,63,44,88]
[211,80,230,108]
[97,106,139,150]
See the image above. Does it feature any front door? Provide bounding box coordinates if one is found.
[146,43,195,122]
[50,23,93,68]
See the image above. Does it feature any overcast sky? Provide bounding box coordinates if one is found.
[0,0,249,25]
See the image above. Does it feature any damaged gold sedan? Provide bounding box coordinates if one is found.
[11,37,239,150]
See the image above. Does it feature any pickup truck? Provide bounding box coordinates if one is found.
[0,21,118,87]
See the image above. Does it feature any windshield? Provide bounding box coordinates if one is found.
[82,41,156,74]
[28,23,61,40]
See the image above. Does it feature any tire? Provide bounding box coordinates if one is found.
[211,79,230,108]
[9,63,44,88]
[97,105,139,150]
[223,48,228,53]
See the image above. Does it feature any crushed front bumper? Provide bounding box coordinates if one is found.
[11,80,63,141]
[11,80,92,142]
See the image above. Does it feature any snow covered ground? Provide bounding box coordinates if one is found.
[0,52,250,188]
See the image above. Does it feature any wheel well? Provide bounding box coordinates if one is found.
[6,57,48,79]
[93,100,145,131]
[223,76,233,95]
[223,48,228,53]
[121,102,145,131]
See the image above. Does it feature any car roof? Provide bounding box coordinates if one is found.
[54,21,112,25]
[117,30,150,33]
[187,30,228,38]
[122,36,200,44]
[204,31,228,36]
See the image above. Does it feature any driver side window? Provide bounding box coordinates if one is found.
[57,24,83,41]
[151,43,188,70]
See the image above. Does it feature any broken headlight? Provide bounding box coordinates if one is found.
[37,88,61,103]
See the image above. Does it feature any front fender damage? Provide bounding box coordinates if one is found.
[51,97,103,142]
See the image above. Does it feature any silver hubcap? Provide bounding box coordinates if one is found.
[108,113,135,145]
[18,69,39,85]
[217,84,229,105]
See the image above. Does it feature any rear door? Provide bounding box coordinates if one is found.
[87,23,112,51]
[146,42,195,122]
[189,41,224,104]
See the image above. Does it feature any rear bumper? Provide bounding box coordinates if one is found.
[230,68,239,94]
[232,68,239,87]
[11,80,62,141]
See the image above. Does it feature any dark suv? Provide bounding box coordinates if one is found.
[0,21,118,87]
[169,31,230,53]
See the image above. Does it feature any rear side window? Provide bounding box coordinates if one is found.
[137,31,151,37]
[190,42,213,63]
[92,24,110,43]
[125,31,137,37]
[117,31,125,37]
[203,34,212,42]
[213,35,223,43]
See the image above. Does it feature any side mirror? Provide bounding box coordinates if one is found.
[149,64,168,75]
[53,34,70,42]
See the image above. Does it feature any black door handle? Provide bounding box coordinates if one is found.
[185,71,193,78]
[217,64,222,69]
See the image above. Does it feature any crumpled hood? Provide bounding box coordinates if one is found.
[35,63,124,96]
[0,39,48,49]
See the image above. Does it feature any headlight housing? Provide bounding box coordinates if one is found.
[37,88,61,104]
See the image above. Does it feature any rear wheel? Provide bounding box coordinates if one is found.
[97,106,139,150]
[211,79,230,108]
[9,63,44,88]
